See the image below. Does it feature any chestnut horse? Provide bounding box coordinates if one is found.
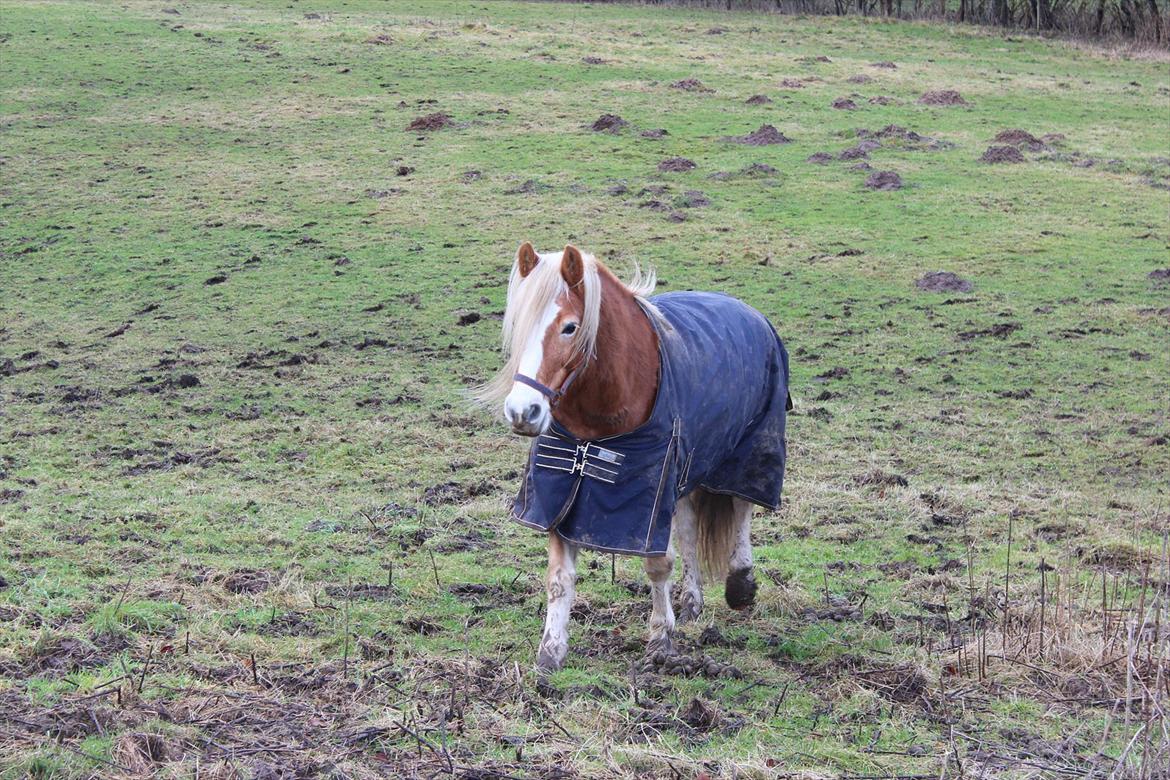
[480,243,790,672]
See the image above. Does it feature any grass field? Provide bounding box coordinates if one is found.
[1,1,1168,777]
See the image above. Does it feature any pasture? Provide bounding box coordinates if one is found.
[1,0,1168,777]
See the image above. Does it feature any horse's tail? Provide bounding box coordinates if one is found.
[693,489,736,582]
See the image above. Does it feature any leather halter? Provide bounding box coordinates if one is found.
[513,359,587,409]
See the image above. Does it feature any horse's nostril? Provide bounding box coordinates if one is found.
[524,404,542,423]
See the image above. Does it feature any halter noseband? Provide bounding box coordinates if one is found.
[513,359,587,409]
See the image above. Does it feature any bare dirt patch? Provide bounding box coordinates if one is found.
[916,271,973,292]
[405,112,453,132]
[806,152,833,164]
[919,90,967,106]
[724,124,791,145]
[847,74,873,84]
[779,78,804,88]
[745,94,772,104]
[981,145,1026,164]
[831,98,858,110]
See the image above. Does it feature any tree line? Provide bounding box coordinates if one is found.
[559,0,1167,42]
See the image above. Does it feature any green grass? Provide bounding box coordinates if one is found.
[1,1,1167,777]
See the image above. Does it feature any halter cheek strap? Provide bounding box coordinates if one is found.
[514,360,587,409]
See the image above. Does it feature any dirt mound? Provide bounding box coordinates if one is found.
[868,95,894,105]
[224,568,273,594]
[630,696,743,743]
[740,162,778,176]
[916,271,973,293]
[745,94,772,104]
[832,98,857,110]
[658,157,696,172]
[806,152,833,165]
[847,74,872,84]
[590,113,627,133]
[725,124,791,145]
[994,128,1044,149]
[854,469,909,487]
[871,60,897,68]
[958,321,1021,340]
[865,170,903,190]
[981,145,1026,164]
[677,190,710,208]
[670,78,711,92]
[840,140,879,160]
[503,179,549,195]
[24,636,106,677]
[919,90,967,106]
[1149,268,1170,283]
[405,112,453,132]
[867,124,925,142]
[779,78,804,88]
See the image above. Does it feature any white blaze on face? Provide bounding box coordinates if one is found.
[503,298,559,430]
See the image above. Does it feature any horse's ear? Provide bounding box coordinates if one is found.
[561,245,585,289]
[517,242,539,277]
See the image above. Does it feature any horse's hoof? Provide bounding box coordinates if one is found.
[646,633,675,657]
[676,595,703,624]
[536,646,565,673]
[725,567,758,610]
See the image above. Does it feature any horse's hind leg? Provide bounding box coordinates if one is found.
[536,532,577,673]
[672,495,703,623]
[643,543,676,656]
[725,498,758,610]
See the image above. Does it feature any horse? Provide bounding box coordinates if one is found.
[479,242,791,672]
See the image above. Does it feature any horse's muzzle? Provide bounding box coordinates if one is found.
[507,401,548,437]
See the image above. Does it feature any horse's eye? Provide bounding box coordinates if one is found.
[561,322,578,335]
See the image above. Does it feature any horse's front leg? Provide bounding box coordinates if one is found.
[536,532,577,673]
[643,543,676,656]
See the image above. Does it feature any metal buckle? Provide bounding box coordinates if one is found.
[571,444,589,475]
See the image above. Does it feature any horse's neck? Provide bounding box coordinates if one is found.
[554,274,659,440]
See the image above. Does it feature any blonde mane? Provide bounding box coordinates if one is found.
[475,248,656,407]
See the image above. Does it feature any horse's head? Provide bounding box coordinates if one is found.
[479,242,600,436]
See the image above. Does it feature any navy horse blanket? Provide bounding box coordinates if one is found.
[511,291,791,556]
